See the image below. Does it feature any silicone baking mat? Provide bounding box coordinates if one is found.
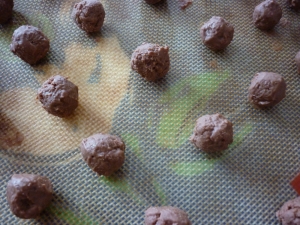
[1,0,300,224]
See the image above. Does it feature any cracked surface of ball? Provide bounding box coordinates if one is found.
[80,133,125,176]
[10,25,50,65]
[72,0,105,33]
[6,174,53,219]
[200,16,234,51]
[253,0,282,30]
[145,206,191,225]
[190,113,233,153]
[131,43,170,82]
[38,75,79,118]
[248,72,286,109]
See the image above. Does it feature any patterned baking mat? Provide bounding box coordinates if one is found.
[1,0,300,224]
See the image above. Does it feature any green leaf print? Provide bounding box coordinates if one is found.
[152,179,168,205]
[47,205,99,225]
[121,133,143,160]
[229,123,253,149]
[156,72,230,149]
[170,159,217,176]
[99,176,145,205]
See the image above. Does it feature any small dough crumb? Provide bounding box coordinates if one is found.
[179,0,192,9]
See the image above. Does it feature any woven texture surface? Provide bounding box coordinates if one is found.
[1,0,300,224]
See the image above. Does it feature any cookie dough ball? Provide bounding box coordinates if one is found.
[0,0,13,24]
[276,197,300,225]
[10,25,50,65]
[287,0,300,10]
[72,0,105,33]
[145,206,191,225]
[248,72,286,109]
[38,75,79,118]
[200,16,234,51]
[190,113,233,153]
[131,43,170,82]
[295,51,300,74]
[253,0,282,30]
[80,133,125,176]
[6,174,53,219]
[145,0,162,4]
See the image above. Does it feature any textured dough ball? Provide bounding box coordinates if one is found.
[200,16,234,51]
[80,133,125,176]
[276,197,300,225]
[287,0,300,10]
[38,75,79,118]
[248,72,286,109]
[145,0,162,4]
[10,25,50,65]
[145,206,191,225]
[295,51,300,74]
[131,43,170,82]
[6,174,53,219]
[253,0,282,30]
[72,0,105,33]
[190,113,233,153]
[0,0,13,24]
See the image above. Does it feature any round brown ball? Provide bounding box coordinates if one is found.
[6,174,53,219]
[145,206,191,225]
[248,72,286,109]
[10,25,50,65]
[287,0,300,10]
[276,196,300,225]
[200,16,234,51]
[38,75,79,118]
[72,0,105,33]
[295,51,300,74]
[131,43,170,82]
[145,0,162,4]
[0,0,13,24]
[253,0,282,30]
[190,113,233,153]
[80,133,125,176]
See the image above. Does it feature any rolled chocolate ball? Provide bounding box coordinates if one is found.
[253,0,282,30]
[6,174,53,219]
[80,133,125,176]
[0,0,13,24]
[72,0,105,33]
[200,16,234,51]
[295,51,300,74]
[248,72,286,109]
[10,25,50,65]
[145,206,191,225]
[190,113,233,153]
[276,196,300,225]
[145,0,162,4]
[38,75,79,118]
[131,43,170,82]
